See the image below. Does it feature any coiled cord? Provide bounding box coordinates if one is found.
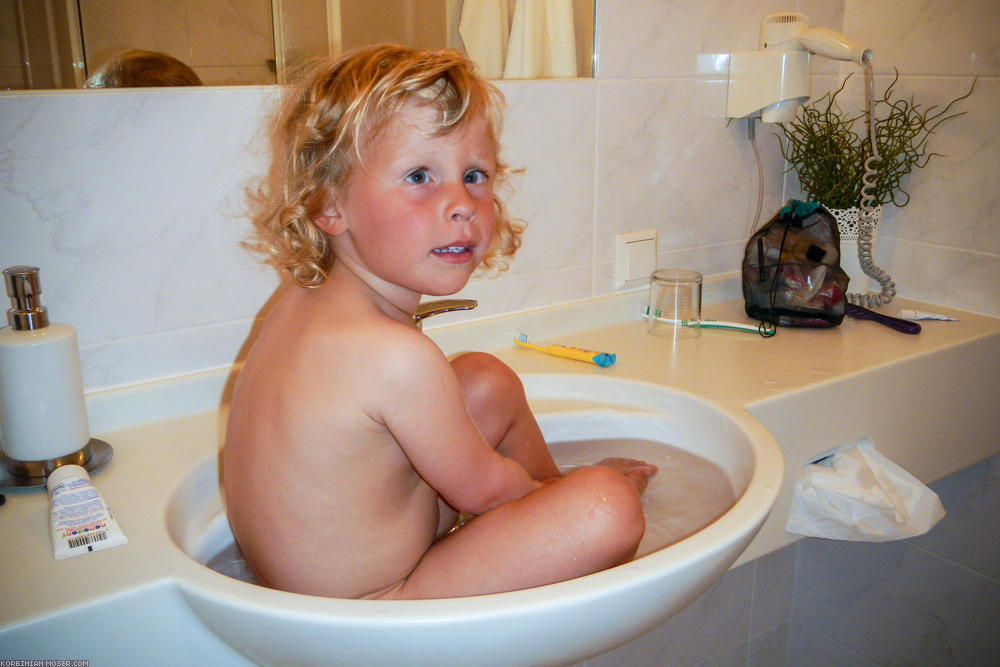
[849,57,896,307]
[747,117,765,235]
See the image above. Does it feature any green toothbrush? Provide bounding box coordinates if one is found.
[642,307,775,337]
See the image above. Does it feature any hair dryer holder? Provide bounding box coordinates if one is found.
[726,12,871,123]
[726,50,811,122]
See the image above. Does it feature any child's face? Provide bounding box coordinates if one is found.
[324,102,498,298]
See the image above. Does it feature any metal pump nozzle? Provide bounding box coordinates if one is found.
[3,265,49,331]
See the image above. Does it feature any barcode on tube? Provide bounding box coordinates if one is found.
[68,531,108,549]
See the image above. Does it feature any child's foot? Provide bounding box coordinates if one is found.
[595,457,658,495]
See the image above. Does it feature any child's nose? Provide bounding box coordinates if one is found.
[446,183,477,222]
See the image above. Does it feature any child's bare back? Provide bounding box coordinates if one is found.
[225,282,461,598]
[223,44,657,600]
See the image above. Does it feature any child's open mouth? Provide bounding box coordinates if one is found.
[431,245,474,261]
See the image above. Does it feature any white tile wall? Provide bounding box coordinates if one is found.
[0,87,278,388]
[1,0,997,393]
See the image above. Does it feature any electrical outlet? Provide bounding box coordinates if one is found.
[614,229,657,289]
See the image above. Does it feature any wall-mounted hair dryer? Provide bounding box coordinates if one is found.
[726,12,872,123]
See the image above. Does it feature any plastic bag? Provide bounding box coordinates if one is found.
[786,440,945,542]
[742,200,849,327]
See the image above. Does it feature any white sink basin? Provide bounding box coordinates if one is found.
[165,374,782,666]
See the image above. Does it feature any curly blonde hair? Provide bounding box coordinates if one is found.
[248,44,522,287]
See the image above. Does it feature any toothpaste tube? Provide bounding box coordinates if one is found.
[47,464,127,560]
[898,310,959,321]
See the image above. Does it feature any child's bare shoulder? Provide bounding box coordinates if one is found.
[296,308,450,389]
[361,319,453,383]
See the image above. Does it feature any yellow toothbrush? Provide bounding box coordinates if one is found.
[514,333,616,367]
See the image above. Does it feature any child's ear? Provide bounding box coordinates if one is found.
[313,200,347,235]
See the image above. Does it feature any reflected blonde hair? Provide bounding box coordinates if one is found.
[248,44,521,287]
[86,49,203,88]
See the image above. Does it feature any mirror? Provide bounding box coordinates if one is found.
[1,0,594,91]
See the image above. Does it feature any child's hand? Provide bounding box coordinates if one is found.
[594,458,658,495]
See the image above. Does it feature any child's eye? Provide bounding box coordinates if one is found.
[405,169,429,184]
[464,169,488,185]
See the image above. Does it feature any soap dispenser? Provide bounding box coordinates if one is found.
[0,266,93,479]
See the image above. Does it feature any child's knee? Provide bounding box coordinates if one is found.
[451,352,525,410]
[569,465,646,554]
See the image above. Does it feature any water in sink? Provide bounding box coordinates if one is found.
[205,436,734,582]
[205,540,261,585]
[549,437,735,558]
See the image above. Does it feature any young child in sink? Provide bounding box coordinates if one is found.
[224,44,657,600]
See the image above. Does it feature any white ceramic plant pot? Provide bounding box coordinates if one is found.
[827,205,882,294]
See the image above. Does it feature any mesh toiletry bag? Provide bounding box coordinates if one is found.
[742,200,849,328]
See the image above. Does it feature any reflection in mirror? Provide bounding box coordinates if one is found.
[1,0,593,91]
[86,49,204,88]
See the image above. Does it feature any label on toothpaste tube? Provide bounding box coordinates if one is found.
[48,466,128,559]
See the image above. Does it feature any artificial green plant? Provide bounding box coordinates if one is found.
[779,71,974,210]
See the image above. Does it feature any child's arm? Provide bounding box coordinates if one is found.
[377,332,541,515]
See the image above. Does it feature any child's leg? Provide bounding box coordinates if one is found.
[450,352,560,479]
[375,462,648,600]
[386,352,653,600]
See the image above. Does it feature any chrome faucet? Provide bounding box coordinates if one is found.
[413,299,478,329]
